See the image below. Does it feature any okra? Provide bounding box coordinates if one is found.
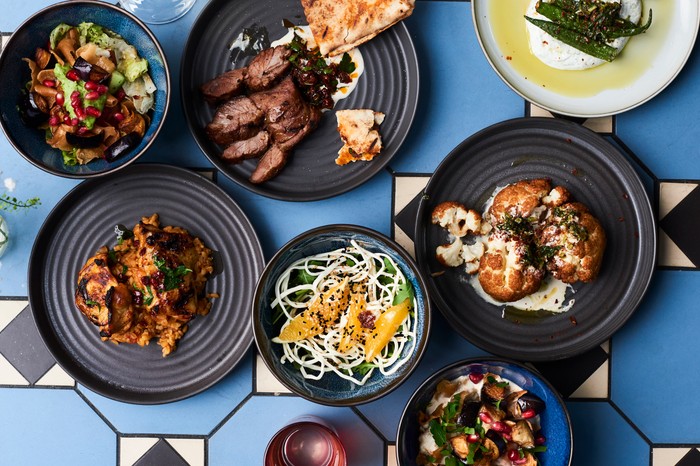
[536,2,652,40]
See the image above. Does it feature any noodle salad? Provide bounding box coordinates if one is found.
[271,240,417,385]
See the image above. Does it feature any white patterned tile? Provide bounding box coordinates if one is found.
[659,182,697,220]
[528,104,613,133]
[120,437,159,466]
[394,176,428,215]
[0,354,28,385]
[166,438,205,466]
[387,445,397,466]
[653,447,696,465]
[35,364,75,387]
[570,359,608,398]
[255,353,290,394]
[394,225,415,259]
[0,300,27,333]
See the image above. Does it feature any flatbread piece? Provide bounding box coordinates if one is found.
[300,0,415,57]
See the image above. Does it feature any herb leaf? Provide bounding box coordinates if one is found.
[393,282,414,307]
[153,255,192,291]
[429,418,447,447]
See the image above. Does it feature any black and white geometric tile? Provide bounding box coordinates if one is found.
[658,181,700,269]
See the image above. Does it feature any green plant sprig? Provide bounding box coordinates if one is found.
[0,193,41,211]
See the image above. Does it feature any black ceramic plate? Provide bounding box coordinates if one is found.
[28,164,265,403]
[415,118,656,361]
[180,0,419,201]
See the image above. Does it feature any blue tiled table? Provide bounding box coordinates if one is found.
[1,1,700,465]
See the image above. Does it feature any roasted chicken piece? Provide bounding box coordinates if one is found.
[74,214,215,356]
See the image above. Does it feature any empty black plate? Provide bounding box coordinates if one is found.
[180,0,419,201]
[414,118,656,361]
[28,164,265,403]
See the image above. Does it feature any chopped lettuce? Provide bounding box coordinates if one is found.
[62,148,78,166]
[122,75,155,114]
[76,22,149,82]
[49,23,73,49]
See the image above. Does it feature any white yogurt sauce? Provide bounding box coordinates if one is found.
[271,25,364,105]
[526,0,643,70]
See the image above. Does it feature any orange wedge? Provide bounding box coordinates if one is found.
[364,298,410,362]
[337,291,368,353]
[277,277,350,343]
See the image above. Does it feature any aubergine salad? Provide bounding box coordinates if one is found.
[19,22,156,165]
[417,373,548,466]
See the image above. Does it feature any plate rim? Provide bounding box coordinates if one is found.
[471,0,700,118]
[179,0,420,201]
[414,117,657,361]
[27,163,265,404]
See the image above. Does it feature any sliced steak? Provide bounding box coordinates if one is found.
[205,96,264,146]
[245,45,292,92]
[221,131,270,163]
[200,68,248,103]
[250,77,321,150]
[250,145,289,184]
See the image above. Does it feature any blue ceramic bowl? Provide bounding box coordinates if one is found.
[397,358,573,466]
[0,0,169,178]
[253,224,431,406]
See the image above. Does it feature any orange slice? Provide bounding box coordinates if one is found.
[364,298,410,362]
[337,291,368,353]
[277,278,350,343]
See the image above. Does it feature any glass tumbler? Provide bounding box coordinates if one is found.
[264,415,347,466]
[119,0,196,24]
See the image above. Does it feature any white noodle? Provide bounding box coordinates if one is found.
[272,240,417,385]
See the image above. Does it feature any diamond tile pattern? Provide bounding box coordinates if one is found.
[0,306,56,384]
[133,439,189,466]
[676,449,700,466]
[659,184,700,268]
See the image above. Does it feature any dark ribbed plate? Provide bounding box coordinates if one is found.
[180,0,419,201]
[28,164,264,403]
[415,118,656,361]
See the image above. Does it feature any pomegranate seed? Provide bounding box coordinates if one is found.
[71,90,80,101]
[84,81,98,90]
[96,84,108,95]
[70,118,79,126]
[113,112,125,122]
[535,434,546,445]
[48,116,60,126]
[508,450,520,461]
[77,126,89,135]
[521,408,536,419]
[85,91,100,101]
[513,457,528,465]
[55,92,64,105]
[63,115,71,124]
[42,79,56,87]
[491,421,511,433]
[85,106,101,117]
[66,69,80,81]
[501,433,512,441]
[466,434,480,443]
[116,88,126,100]
[478,412,493,424]
[469,372,484,384]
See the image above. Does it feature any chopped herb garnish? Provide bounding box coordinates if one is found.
[85,299,100,308]
[114,224,133,245]
[429,418,447,447]
[153,255,192,291]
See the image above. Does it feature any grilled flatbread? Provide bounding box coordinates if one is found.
[335,109,384,165]
[301,0,415,57]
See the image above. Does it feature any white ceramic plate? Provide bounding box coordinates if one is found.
[472,0,699,117]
